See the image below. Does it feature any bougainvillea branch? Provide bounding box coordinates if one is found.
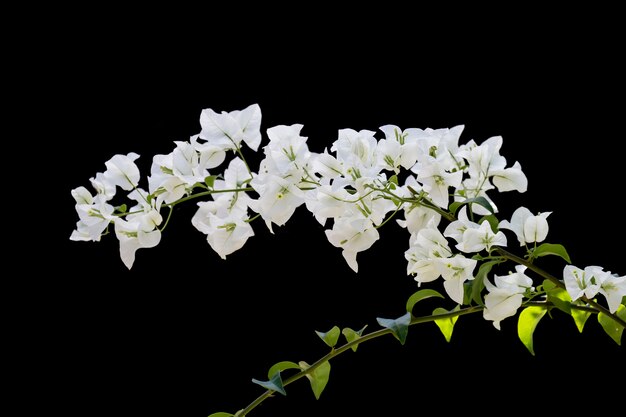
[70,104,625,416]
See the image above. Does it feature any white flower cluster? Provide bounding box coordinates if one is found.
[71,104,625,328]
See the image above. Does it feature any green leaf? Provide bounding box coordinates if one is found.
[406,289,444,314]
[433,306,460,342]
[342,325,368,352]
[530,243,571,264]
[597,305,625,345]
[315,326,341,348]
[377,312,412,345]
[115,204,128,213]
[389,174,398,186]
[299,361,331,400]
[205,175,217,189]
[571,308,592,333]
[544,283,572,315]
[479,214,499,233]
[208,413,234,417]
[518,306,548,355]
[472,261,500,306]
[251,371,287,396]
[450,196,495,216]
[267,361,300,379]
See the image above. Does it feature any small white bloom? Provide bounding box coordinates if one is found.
[483,265,533,329]
[103,152,141,191]
[499,206,551,246]
[437,255,477,304]
[325,216,379,272]
[457,220,507,253]
[114,209,162,269]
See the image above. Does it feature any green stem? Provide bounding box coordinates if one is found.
[495,247,626,328]
[167,187,254,207]
[237,306,483,416]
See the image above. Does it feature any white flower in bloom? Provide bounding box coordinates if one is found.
[438,255,477,304]
[415,159,463,208]
[490,161,528,193]
[598,274,626,313]
[212,157,253,211]
[483,265,533,329]
[563,265,625,312]
[70,188,115,241]
[325,215,379,272]
[331,128,378,169]
[199,103,262,151]
[263,124,311,177]
[114,209,162,269]
[103,152,141,191]
[457,219,507,253]
[191,199,254,260]
[249,174,306,232]
[89,172,116,200]
[405,224,452,284]
[499,206,551,246]
[443,206,478,244]
[305,183,352,226]
[377,125,420,172]
[148,153,187,206]
[311,149,344,179]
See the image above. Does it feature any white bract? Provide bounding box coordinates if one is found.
[499,206,551,246]
[483,265,534,329]
[564,265,626,313]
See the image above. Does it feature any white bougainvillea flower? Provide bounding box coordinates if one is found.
[114,209,162,269]
[191,200,255,260]
[263,124,312,177]
[490,161,528,193]
[499,206,551,246]
[311,149,344,179]
[443,206,478,244]
[457,219,507,253]
[563,265,603,301]
[483,265,533,329]
[325,216,379,272]
[564,265,626,313]
[405,224,452,284]
[70,191,115,241]
[415,159,463,208]
[331,128,378,169]
[598,273,626,313]
[305,183,353,226]
[437,255,477,304]
[89,172,116,200]
[377,125,420,172]
[212,157,253,211]
[249,174,306,232]
[199,103,262,152]
[103,152,141,191]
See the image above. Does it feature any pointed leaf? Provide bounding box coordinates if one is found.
[315,326,341,348]
[116,204,128,213]
[251,371,286,396]
[518,305,548,355]
[406,289,444,314]
[299,361,331,400]
[571,308,592,333]
[451,196,495,215]
[597,304,625,345]
[267,361,300,379]
[543,279,571,315]
[342,325,368,352]
[208,413,234,417]
[479,214,499,233]
[472,261,500,306]
[433,306,460,342]
[205,175,217,189]
[531,243,571,264]
[377,312,412,345]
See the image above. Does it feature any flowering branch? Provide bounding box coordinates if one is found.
[69,103,625,416]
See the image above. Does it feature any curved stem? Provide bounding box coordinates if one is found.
[495,247,626,328]
[167,187,255,207]
[238,306,483,416]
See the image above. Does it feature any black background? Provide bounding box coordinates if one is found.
[28,12,625,417]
